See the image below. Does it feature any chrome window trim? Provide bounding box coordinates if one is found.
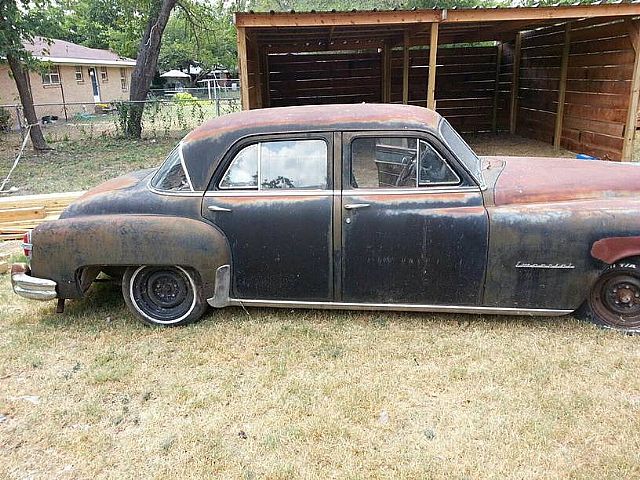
[149,143,195,193]
[203,186,479,198]
[438,118,487,191]
[417,139,461,187]
[148,183,204,197]
[178,142,195,192]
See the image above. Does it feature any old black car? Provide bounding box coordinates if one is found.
[11,104,640,332]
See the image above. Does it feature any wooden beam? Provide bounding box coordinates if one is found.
[625,19,640,53]
[622,21,640,161]
[444,4,640,23]
[427,23,439,110]
[235,10,442,28]
[262,51,271,108]
[509,32,522,135]
[237,26,250,110]
[492,42,503,133]
[235,5,640,29]
[554,22,571,150]
[265,38,383,53]
[402,30,410,105]
[382,42,391,103]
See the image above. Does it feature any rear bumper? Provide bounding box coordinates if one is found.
[11,263,57,301]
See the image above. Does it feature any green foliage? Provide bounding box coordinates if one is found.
[0,0,53,66]
[159,2,237,73]
[173,92,197,102]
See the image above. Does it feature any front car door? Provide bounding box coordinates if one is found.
[202,133,334,301]
[340,131,489,306]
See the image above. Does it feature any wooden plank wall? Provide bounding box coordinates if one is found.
[267,46,509,134]
[518,18,635,160]
[267,52,382,106]
[390,46,505,133]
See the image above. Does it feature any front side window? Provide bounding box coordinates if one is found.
[220,139,328,190]
[100,66,108,82]
[75,66,84,82]
[350,136,459,189]
[41,66,61,85]
[151,146,192,192]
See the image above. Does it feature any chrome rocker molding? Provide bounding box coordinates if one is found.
[11,271,57,301]
[208,265,572,317]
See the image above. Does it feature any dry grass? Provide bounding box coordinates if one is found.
[1,272,639,479]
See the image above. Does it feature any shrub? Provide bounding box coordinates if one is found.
[173,92,197,103]
[0,107,11,132]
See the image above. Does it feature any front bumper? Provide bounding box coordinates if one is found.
[11,263,57,301]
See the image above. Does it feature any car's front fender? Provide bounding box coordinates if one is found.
[31,214,231,299]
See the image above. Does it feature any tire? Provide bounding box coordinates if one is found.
[578,259,640,334]
[122,265,207,327]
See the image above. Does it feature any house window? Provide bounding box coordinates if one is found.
[100,67,108,82]
[120,68,128,91]
[41,66,61,85]
[74,66,84,82]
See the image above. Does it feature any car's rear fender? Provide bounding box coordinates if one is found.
[30,214,231,299]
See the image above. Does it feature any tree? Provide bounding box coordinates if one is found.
[125,0,177,138]
[0,0,50,150]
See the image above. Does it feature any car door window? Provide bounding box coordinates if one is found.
[220,139,328,190]
[350,136,459,189]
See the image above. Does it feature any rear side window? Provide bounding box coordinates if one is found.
[151,146,192,192]
[220,139,328,190]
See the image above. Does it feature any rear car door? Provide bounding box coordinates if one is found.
[340,131,489,306]
[202,133,334,301]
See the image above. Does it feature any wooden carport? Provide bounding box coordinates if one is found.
[235,4,640,161]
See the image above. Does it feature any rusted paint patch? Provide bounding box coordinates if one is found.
[493,156,640,205]
[78,170,147,200]
[591,236,640,264]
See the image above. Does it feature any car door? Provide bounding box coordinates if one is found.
[340,131,489,306]
[202,133,334,301]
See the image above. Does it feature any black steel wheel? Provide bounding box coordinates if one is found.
[122,265,207,326]
[580,259,640,334]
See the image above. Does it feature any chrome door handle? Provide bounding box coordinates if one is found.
[208,205,232,213]
[344,203,370,210]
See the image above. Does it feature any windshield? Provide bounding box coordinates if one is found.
[150,144,193,192]
[438,119,486,189]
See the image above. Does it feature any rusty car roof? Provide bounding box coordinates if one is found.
[180,104,442,191]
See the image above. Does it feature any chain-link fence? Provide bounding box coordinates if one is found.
[0,95,241,143]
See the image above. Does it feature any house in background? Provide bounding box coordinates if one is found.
[0,37,136,127]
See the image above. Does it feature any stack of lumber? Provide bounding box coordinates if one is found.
[0,191,85,241]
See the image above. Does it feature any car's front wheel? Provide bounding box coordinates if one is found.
[122,265,207,326]
[579,259,640,334]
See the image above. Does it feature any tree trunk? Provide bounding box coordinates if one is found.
[126,0,177,138]
[6,54,50,151]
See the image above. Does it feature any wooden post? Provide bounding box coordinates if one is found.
[622,20,640,161]
[492,42,503,133]
[237,26,250,110]
[509,32,522,134]
[402,30,410,105]
[427,22,439,110]
[382,42,392,103]
[554,23,571,150]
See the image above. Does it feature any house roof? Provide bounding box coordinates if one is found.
[25,37,137,66]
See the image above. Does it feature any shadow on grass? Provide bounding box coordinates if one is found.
[32,280,598,336]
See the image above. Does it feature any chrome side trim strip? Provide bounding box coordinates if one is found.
[216,298,571,317]
[203,186,479,198]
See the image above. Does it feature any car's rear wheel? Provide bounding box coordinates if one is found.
[579,259,640,334]
[122,265,207,326]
